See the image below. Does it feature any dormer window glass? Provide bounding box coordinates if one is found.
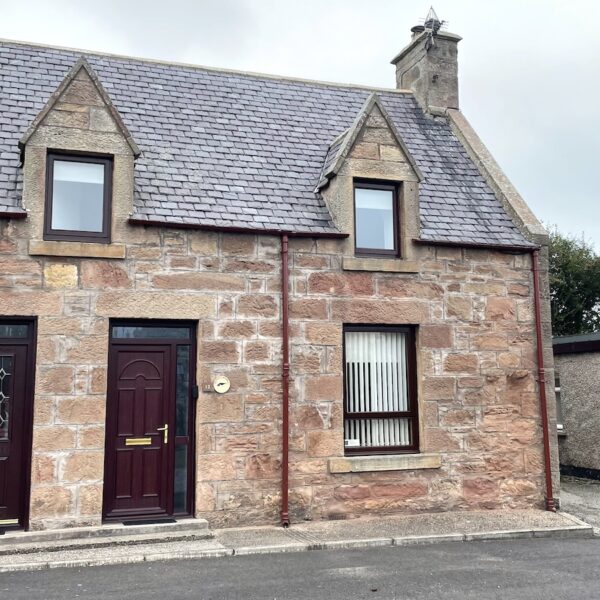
[354,181,399,257]
[44,153,112,243]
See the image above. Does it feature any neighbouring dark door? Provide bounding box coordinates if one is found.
[0,319,36,531]
[103,322,196,522]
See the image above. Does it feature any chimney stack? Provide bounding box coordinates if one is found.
[391,8,462,113]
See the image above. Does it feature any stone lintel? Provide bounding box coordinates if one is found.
[29,240,126,259]
[342,257,419,273]
[329,453,441,474]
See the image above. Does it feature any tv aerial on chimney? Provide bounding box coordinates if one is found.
[421,7,446,33]
[419,7,447,50]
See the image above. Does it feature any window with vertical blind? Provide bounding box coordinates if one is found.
[343,326,418,454]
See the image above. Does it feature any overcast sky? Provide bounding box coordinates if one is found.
[3,0,599,247]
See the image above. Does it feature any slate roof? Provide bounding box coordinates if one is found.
[317,130,348,191]
[0,40,532,246]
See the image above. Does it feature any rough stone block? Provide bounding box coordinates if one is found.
[331,299,427,323]
[305,322,341,345]
[43,109,89,129]
[486,297,516,320]
[307,430,342,457]
[349,142,379,160]
[238,294,278,317]
[89,107,118,132]
[420,324,453,348]
[200,341,239,363]
[38,365,75,394]
[221,234,257,256]
[219,321,256,338]
[57,397,106,425]
[30,486,73,519]
[308,272,374,296]
[79,484,104,515]
[423,377,456,401]
[245,453,281,479]
[244,341,270,362]
[444,354,479,374]
[62,451,104,482]
[95,292,215,318]
[305,376,343,401]
[34,426,76,454]
[290,298,328,320]
[81,261,130,288]
[44,263,78,289]
[152,272,245,291]
[200,455,237,480]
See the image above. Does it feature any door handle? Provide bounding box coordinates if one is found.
[157,424,168,444]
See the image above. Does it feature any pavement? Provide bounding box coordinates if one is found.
[0,508,592,573]
[560,475,600,532]
[2,537,600,599]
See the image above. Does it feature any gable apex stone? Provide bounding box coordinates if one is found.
[19,57,140,158]
[316,93,423,191]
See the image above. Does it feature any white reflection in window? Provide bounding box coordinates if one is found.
[51,161,105,232]
[355,188,394,250]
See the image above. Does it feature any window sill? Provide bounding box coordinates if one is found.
[29,240,126,259]
[329,453,441,474]
[342,256,419,273]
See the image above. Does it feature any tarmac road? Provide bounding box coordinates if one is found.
[1,537,600,599]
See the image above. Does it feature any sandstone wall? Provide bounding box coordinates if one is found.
[0,216,549,529]
[284,239,546,522]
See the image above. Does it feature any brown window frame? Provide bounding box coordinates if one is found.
[44,151,113,244]
[353,180,400,258]
[343,324,419,455]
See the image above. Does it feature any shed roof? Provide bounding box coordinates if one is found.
[553,332,600,355]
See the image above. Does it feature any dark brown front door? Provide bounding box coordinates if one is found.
[0,319,35,530]
[103,322,195,522]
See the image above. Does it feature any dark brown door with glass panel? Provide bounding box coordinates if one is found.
[0,320,35,531]
[103,322,195,522]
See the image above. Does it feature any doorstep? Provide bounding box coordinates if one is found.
[0,509,594,573]
[0,518,212,556]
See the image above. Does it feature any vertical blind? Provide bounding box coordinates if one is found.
[344,330,411,449]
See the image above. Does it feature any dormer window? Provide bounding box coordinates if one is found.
[44,153,112,243]
[354,181,399,257]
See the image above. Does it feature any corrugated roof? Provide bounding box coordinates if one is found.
[0,40,531,245]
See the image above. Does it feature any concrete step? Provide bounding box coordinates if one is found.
[0,519,212,555]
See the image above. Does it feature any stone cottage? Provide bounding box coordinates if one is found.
[0,15,559,532]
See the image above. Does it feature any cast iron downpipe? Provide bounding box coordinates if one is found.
[531,249,556,511]
[280,234,290,527]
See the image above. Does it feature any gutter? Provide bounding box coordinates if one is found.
[280,234,290,527]
[413,238,539,253]
[0,211,27,220]
[128,217,348,240]
[531,249,556,511]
